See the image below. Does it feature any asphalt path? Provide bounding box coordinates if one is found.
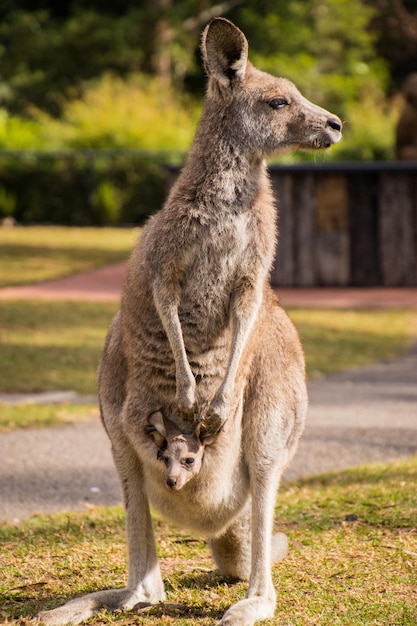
[1,345,416,522]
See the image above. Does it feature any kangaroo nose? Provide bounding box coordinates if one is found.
[327,117,342,133]
[166,476,177,489]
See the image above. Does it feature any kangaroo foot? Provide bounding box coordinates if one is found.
[36,586,166,625]
[217,595,276,626]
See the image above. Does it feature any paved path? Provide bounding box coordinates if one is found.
[0,264,416,521]
[1,345,416,522]
[1,261,417,308]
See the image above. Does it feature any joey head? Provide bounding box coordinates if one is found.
[145,411,217,491]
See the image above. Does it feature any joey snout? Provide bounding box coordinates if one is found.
[162,455,201,491]
[165,468,184,491]
[157,437,204,491]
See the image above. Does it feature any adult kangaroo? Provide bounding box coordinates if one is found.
[38,17,342,626]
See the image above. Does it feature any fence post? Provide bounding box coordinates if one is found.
[379,172,417,286]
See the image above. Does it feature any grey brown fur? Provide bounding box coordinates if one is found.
[37,17,342,626]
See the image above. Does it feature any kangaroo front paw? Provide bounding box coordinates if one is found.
[205,396,230,433]
[176,381,197,416]
[177,403,197,417]
[177,398,197,416]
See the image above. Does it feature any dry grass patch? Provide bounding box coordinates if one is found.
[1,456,416,625]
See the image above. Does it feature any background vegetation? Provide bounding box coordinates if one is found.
[0,151,169,224]
[3,0,414,157]
[0,1,416,222]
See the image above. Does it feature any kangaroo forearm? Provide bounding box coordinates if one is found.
[152,285,196,411]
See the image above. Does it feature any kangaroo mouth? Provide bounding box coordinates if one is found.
[312,129,342,150]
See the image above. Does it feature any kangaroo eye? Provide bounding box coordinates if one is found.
[269,98,288,110]
[184,457,195,466]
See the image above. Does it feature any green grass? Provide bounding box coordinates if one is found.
[0,403,99,432]
[0,300,118,394]
[0,302,415,396]
[0,302,415,431]
[0,226,138,288]
[289,308,417,379]
[1,456,416,625]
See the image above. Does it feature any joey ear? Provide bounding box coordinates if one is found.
[201,17,248,87]
[146,411,167,449]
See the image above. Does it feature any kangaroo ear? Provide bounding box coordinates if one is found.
[201,17,248,87]
[146,411,167,449]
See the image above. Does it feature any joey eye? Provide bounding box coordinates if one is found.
[269,98,288,110]
[184,457,195,466]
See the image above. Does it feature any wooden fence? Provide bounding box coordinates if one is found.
[269,162,417,287]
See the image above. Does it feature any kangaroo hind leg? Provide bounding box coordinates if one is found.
[207,501,252,581]
[37,442,165,625]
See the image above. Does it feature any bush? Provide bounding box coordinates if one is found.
[0,151,170,225]
[329,94,399,161]
[34,74,200,152]
[0,109,46,149]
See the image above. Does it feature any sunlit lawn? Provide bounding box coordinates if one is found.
[1,301,415,395]
[0,299,415,431]
[1,456,416,625]
[0,300,118,395]
[0,227,416,428]
[289,307,417,378]
[0,226,138,288]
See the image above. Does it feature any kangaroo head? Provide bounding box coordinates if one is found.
[201,17,342,157]
[145,411,217,491]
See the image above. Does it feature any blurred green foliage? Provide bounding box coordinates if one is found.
[0,0,406,159]
[34,75,200,151]
[0,152,168,224]
[0,0,415,223]
[232,0,389,116]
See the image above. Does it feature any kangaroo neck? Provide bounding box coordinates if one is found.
[174,107,266,220]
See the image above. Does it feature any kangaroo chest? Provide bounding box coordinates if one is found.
[178,212,254,343]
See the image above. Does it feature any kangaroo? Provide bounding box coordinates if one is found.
[145,410,217,491]
[37,17,342,626]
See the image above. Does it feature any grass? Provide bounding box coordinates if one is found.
[1,455,416,625]
[0,300,118,395]
[0,302,415,395]
[0,301,415,431]
[0,403,99,432]
[289,308,417,379]
[0,226,138,288]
